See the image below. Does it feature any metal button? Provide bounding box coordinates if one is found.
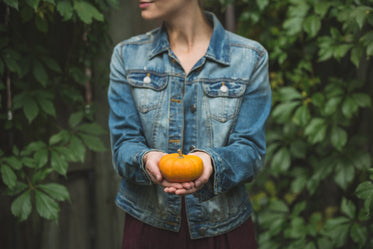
[190,104,197,113]
[143,73,151,84]
[220,82,228,93]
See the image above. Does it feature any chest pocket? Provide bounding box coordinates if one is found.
[127,72,168,113]
[202,81,246,122]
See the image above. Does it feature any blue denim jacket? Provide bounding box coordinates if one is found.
[108,12,271,239]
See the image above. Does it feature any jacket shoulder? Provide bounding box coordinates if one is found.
[227,31,267,57]
[116,27,160,48]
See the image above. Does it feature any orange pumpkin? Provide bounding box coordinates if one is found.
[159,149,203,182]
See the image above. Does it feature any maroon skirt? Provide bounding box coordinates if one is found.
[121,200,257,249]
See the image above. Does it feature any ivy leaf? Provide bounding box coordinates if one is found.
[38,97,56,117]
[23,96,39,123]
[4,156,23,170]
[57,1,73,20]
[69,135,86,162]
[342,96,359,118]
[77,123,107,135]
[33,60,48,87]
[255,0,269,11]
[272,101,300,123]
[11,190,32,221]
[73,1,104,24]
[51,151,68,175]
[68,111,84,128]
[293,104,311,126]
[34,148,49,168]
[324,96,342,115]
[25,0,41,11]
[350,46,363,68]
[35,190,59,221]
[352,93,371,108]
[334,161,355,190]
[79,133,106,152]
[283,17,304,36]
[303,15,321,38]
[341,198,356,219]
[356,181,373,199]
[330,125,347,151]
[1,165,17,189]
[3,0,19,10]
[350,223,367,247]
[271,147,291,174]
[37,183,71,202]
[304,118,327,144]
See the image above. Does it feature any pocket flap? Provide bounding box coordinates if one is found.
[203,81,246,98]
[127,72,168,91]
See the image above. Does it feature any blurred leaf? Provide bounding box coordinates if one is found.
[293,104,311,126]
[38,183,71,202]
[341,198,356,219]
[1,165,17,189]
[11,190,32,221]
[73,1,104,24]
[68,111,84,128]
[34,148,49,168]
[334,160,355,189]
[324,96,342,115]
[330,125,347,151]
[3,0,19,9]
[342,96,359,118]
[77,123,106,135]
[304,118,327,144]
[79,133,106,152]
[35,190,59,221]
[350,223,367,247]
[57,1,73,20]
[23,96,39,123]
[271,147,291,173]
[50,151,68,175]
[272,101,300,123]
[303,15,321,38]
[69,135,86,162]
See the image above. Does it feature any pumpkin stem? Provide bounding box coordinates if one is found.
[177,149,184,158]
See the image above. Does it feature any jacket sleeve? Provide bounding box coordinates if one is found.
[108,44,155,185]
[194,49,272,201]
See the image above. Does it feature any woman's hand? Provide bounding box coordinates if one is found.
[163,151,213,195]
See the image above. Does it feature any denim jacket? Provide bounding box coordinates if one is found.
[108,12,271,239]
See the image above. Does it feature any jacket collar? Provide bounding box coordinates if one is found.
[150,12,230,66]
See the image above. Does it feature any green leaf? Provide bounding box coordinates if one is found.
[293,104,311,126]
[73,1,104,24]
[1,165,17,189]
[37,97,56,117]
[350,46,363,68]
[34,148,49,168]
[283,17,304,36]
[334,161,355,190]
[4,156,23,170]
[38,183,71,202]
[57,1,73,20]
[304,118,327,144]
[33,60,48,87]
[35,15,48,33]
[79,133,106,152]
[271,147,291,173]
[11,190,32,221]
[333,44,353,59]
[32,168,53,184]
[330,125,347,151]
[77,123,107,135]
[324,96,342,115]
[41,56,62,73]
[341,198,356,219]
[277,87,303,101]
[255,0,269,11]
[69,135,86,162]
[68,111,84,128]
[356,181,373,199]
[352,93,371,108]
[23,96,39,123]
[342,96,359,118]
[314,1,331,18]
[290,139,307,159]
[350,223,367,247]
[49,130,69,145]
[51,151,68,175]
[3,0,19,9]
[272,101,300,123]
[4,182,28,196]
[35,190,59,221]
[303,15,321,38]
[25,0,41,11]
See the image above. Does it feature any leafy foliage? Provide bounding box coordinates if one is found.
[212,0,373,248]
[0,0,116,222]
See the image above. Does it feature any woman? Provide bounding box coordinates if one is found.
[108,0,271,248]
